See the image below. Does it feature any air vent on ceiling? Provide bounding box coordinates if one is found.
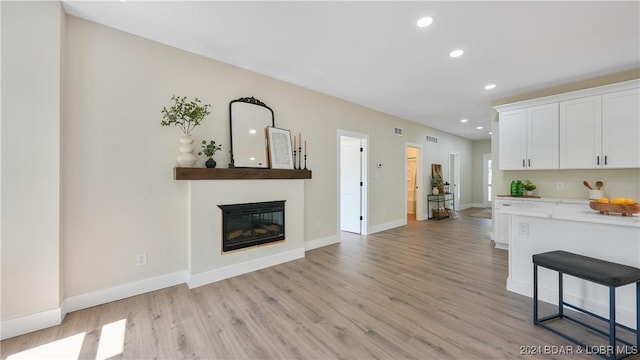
[426,135,439,143]
[393,127,404,136]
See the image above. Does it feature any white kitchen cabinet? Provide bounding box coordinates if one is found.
[492,198,523,250]
[498,103,559,170]
[559,96,602,169]
[497,79,639,171]
[559,88,639,169]
[602,88,640,168]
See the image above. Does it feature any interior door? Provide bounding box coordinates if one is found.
[340,136,362,233]
[449,152,460,210]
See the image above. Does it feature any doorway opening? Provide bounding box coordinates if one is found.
[338,130,368,235]
[483,154,492,208]
[406,143,424,221]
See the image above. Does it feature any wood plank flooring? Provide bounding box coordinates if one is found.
[3,209,636,359]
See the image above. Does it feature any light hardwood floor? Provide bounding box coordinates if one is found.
[2,209,635,359]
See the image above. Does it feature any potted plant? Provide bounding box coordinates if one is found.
[198,140,222,168]
[161,95,212,167]
[523,180,536,196]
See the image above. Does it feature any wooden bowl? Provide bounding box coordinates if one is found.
[589,201,640,216]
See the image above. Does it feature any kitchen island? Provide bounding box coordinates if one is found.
[497,198,640,328]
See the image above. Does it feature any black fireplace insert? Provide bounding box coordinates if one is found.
[218,201,285,252]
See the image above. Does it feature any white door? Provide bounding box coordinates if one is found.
[340,136,362,233]
[498,109,527,170]
[602,88,640,168]
[527,103,559,169]
[449,152,460,210]
[483,154,492,208]
[559,96,602,169]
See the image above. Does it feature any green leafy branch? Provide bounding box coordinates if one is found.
[160,95,211,135]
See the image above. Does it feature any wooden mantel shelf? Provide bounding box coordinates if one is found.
[174,167,312,180]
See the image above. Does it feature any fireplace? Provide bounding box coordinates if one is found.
[218,201,285,252]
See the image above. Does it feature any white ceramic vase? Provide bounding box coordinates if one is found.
[177,134,196,167]
[432,187,439,195]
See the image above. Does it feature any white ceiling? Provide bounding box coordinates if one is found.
[61,1,640,140]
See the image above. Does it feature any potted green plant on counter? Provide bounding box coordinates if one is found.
[523,180,536,196]
[198,140,222,168]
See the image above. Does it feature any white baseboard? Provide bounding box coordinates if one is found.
[305,235,339,251]
[64,271,188,314]
[368,219,406,234]
[494,241,508,250]
[187,248,305,289]
[2,271,187,340]
[1,307,64,340]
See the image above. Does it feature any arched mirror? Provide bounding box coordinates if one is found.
[229,97,274,168]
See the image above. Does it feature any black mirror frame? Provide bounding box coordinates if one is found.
[228,96,275,168]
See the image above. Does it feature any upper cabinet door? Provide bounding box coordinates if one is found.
[602,88,640,168]
[499,104,559,170]
[527,103,559,169]
[559,96,602,169]
[498,109,527,170]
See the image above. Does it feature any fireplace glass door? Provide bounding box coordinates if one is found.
[219,201,285,252]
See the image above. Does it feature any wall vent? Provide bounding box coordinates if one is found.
[393,127,404,136]
[426,135,439,143]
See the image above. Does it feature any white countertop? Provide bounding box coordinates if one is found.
[497,199,640,228]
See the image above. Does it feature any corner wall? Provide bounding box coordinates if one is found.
[1,1,63,332]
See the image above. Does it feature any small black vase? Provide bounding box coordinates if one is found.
[205,158,217,168]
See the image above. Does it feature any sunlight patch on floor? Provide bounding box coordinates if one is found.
[96,319,127,360]
[6,318,127,360]
[7,332,85,359]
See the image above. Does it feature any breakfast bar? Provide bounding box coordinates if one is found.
[498,199,640,328]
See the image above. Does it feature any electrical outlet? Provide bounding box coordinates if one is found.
[518,223,529,235]
[556,181,564,190]
[136,253,147,266]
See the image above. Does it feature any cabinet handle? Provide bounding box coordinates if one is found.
[522,159,525,167]
[597,156,600,165]
[604,155,608,165]
[528,159,531,167]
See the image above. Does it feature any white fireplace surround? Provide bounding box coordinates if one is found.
[187,179,305,288]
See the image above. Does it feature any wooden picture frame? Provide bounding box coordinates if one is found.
[266,127,294,169]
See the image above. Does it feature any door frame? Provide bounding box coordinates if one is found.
[337,129,369,235]
[405,143,425,221]
[449,151,460,210]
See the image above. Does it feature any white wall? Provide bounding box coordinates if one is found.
[1,1,63,326]
[2,8,476,337]
[61,14,474,294]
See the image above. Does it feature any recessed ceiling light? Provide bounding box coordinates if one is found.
[416,17,433,28]
[489,131,493,135]
[484,84,496,90]
[450,49,464,58]
[476,126,484,130]
[460,119,468,123]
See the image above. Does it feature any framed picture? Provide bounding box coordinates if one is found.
[266,127,294,169]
